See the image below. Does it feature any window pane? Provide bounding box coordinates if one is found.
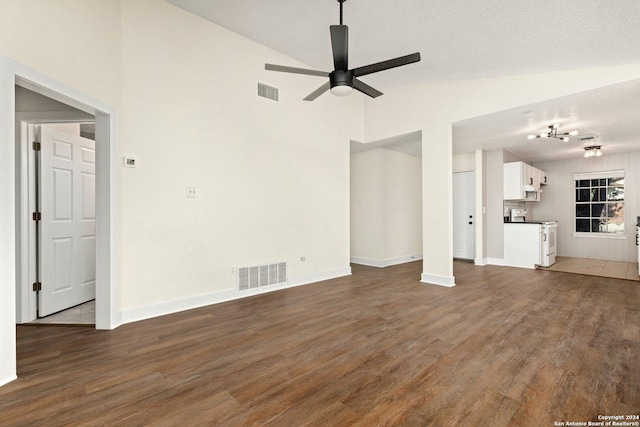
[599,179,607,186]
[609,177,624,187]
[579,180,590,188]
[591,188,601,202]
[607,203,624,219]
[592,219,603,232]
[591,179,599,186]
[605,218,625,233]
[607,187,624,201]
[576,219,590,232]
[591,203,605,218]
[576,205,590,217]
[577,189,591,202]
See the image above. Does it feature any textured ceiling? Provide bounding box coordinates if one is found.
[164,0,640,161]
[453,78,640,162]
[165,0,640,87]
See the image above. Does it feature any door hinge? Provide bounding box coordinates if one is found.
[32,212,42,221]
[32,141,41,151]
[32,282,42,292]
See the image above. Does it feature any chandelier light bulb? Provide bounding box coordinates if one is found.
[569,130,579,136]
[527,134,536,140]
[563,137,569,142]
[540,132,548,138]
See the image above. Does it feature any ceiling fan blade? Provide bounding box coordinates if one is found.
[265,64,329,77]
[303,82,331,101]
[352,52,421,77]
[353,78,383,98]
[330,25,349,70]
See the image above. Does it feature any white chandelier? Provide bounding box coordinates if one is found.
[527,123,578,142]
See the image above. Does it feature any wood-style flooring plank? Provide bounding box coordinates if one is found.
[1,261,638,426]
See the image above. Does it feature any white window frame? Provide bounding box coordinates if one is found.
[572,170,626,238]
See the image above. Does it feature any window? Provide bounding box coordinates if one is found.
[574,171,624,234]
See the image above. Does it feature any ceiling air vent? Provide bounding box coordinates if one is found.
[578,134,598,142]
[257,82,279,102]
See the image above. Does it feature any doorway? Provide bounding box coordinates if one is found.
[453,171,475,260]
[11,75,117,330]
[24,121,97,323]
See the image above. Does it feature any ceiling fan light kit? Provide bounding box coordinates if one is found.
[265,0,421,101]
[527,123,578,142]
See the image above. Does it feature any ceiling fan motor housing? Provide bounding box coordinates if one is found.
[330,69,353,89]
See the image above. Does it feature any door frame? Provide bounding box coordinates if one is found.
[17,117,95,322]
[3,57,119,331]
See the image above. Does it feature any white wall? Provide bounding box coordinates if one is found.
[364,66,640,285]
[534,152,640,261]
[350,148,422,267]
[453,152,475,172]
[383,150,422,262]
[350,149,384,262]
[485,149,505,263]
[0,0,364,385]
[117,0,362,311]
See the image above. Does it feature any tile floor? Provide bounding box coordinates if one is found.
[29,299,95,325]
[539,256,640,281]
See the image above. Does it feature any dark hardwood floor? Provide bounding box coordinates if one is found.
[1,261,639,426]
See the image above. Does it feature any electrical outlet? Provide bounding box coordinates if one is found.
[186,186,199,198]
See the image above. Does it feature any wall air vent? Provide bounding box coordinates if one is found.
[257,82,279,102]
[237,262,287,291]
[578,134,598,142]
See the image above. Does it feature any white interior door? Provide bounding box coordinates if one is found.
[453,171,475,260]
[38,125,96,317]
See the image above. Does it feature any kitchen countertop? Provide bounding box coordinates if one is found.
[504,220,557,224]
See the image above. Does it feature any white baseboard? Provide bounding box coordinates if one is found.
[0,375,17,388]
[421,273,456,287]
[474,257,487,266]
[350,254,422,268]
[486,258,505,266]
[121,267,352,325]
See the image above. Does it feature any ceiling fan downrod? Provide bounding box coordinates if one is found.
[338,0,346,25]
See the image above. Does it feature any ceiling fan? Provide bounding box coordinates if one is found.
[265,0,421,101]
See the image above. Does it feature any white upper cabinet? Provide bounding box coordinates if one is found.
[503,161,547,201]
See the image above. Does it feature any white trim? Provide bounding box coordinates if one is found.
[574,170,624,180]
[121,267,352,325]
[474,258,488,266]
[421,273,456,287]
[350,254,423,268]
[0,375,17,388]
[1,53,119,337]
[572,233,627,240]
[486,258,505,266]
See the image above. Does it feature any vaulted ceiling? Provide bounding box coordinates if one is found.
[165,0,640,161]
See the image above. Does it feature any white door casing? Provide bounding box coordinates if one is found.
[38,125,96,316]
[453,171,475,260]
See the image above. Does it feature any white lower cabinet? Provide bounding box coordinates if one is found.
[504,224,541,269]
